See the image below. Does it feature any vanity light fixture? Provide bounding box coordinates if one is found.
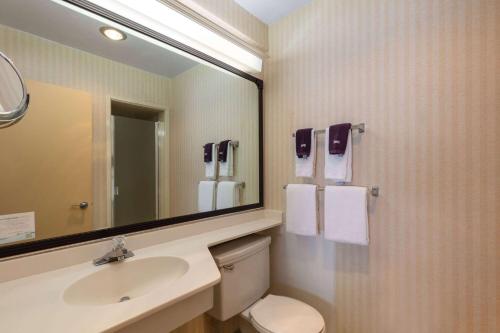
[99,27,127,41]
[84,0,262,73]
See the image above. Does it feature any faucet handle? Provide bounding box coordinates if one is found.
[112,236,126,250]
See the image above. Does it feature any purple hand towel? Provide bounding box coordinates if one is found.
[328,123,352,155]
[218,140,231,162]
[204,143,214,162]
[295,128,313,158]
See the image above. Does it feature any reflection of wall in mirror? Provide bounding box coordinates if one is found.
[0,24,172,231]
[170,65,259,216]
[0,21,260,240]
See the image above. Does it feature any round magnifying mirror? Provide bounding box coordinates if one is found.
[0,51,29,127]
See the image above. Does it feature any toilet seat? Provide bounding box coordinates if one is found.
[249,295,325,333]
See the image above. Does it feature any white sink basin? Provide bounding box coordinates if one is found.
[63,256,189,306]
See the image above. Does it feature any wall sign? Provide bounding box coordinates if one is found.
[0,212,35,245]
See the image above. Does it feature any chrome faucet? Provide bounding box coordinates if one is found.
[93,236,134,266]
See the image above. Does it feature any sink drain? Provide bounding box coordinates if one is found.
[119,296,131,303]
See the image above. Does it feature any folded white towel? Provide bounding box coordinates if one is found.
[198,181,217,212]
[324,186,369,245]
[295,130,316,178]
[205,144,218,179]
[324,128,352,183]
[216,181,240,209]
[285,184,318,236]
[219,144,234,177]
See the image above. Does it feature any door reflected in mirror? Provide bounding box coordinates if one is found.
[0,0,261,248]
[111,101,164,226]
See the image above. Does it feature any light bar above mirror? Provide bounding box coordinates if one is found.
[51,0,263,74]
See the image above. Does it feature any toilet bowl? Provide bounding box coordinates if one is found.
[239,294,325,333]
[207,235,326,333]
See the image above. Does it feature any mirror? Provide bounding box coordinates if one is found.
[0,51,30,127]
[0,0,262,252]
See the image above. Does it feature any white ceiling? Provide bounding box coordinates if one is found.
[234,0,313,24]
[0,0,198,78]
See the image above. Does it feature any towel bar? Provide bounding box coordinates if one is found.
[292,123,365,137]
[202,140,239,148]
[282,184,379,197]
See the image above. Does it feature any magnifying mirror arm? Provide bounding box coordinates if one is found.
[0,51,30,127]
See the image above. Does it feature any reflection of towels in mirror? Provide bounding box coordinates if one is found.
[204,143,217,179]
[198,181,217,212]
[219,141,234,177]
[216,181,240,209]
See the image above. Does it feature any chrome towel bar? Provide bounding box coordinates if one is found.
[202,140,239,148]
[282,184,379,197]
[292,123,365,137]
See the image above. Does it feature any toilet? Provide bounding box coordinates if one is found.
[208,235,326,333]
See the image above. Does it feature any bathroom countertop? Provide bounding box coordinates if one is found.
[0,217,282,333]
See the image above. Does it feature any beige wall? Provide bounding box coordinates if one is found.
[265,0,499,332]
[0,24,172,229]
[170,65,260,216]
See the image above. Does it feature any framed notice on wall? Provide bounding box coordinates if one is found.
[0,212,35,245]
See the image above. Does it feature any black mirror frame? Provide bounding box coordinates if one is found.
[0,0,264,259]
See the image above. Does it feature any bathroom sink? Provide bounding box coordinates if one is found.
[63,256,189,306]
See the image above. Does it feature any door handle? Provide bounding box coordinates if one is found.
[72,202,89,209]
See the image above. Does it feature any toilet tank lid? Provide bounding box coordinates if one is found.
[210,235,271,267]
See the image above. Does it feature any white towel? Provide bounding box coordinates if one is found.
[324,186,369,245]
[295,130,316,178]
[219,144,234,177]
[324,128,352,183]
[216,181,240,209]
[198,181,217,212]
[205,144,218,179]
[285,184,318,236]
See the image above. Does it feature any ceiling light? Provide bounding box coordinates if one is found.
[99,27,127,41]
[84,0,262,73]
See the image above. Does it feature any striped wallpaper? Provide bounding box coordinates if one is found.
[264,0,499,332]
[170,64,260,216]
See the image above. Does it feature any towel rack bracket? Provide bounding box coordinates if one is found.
[352,123,365,133]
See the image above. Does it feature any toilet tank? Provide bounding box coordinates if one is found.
[207,235,271,321]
